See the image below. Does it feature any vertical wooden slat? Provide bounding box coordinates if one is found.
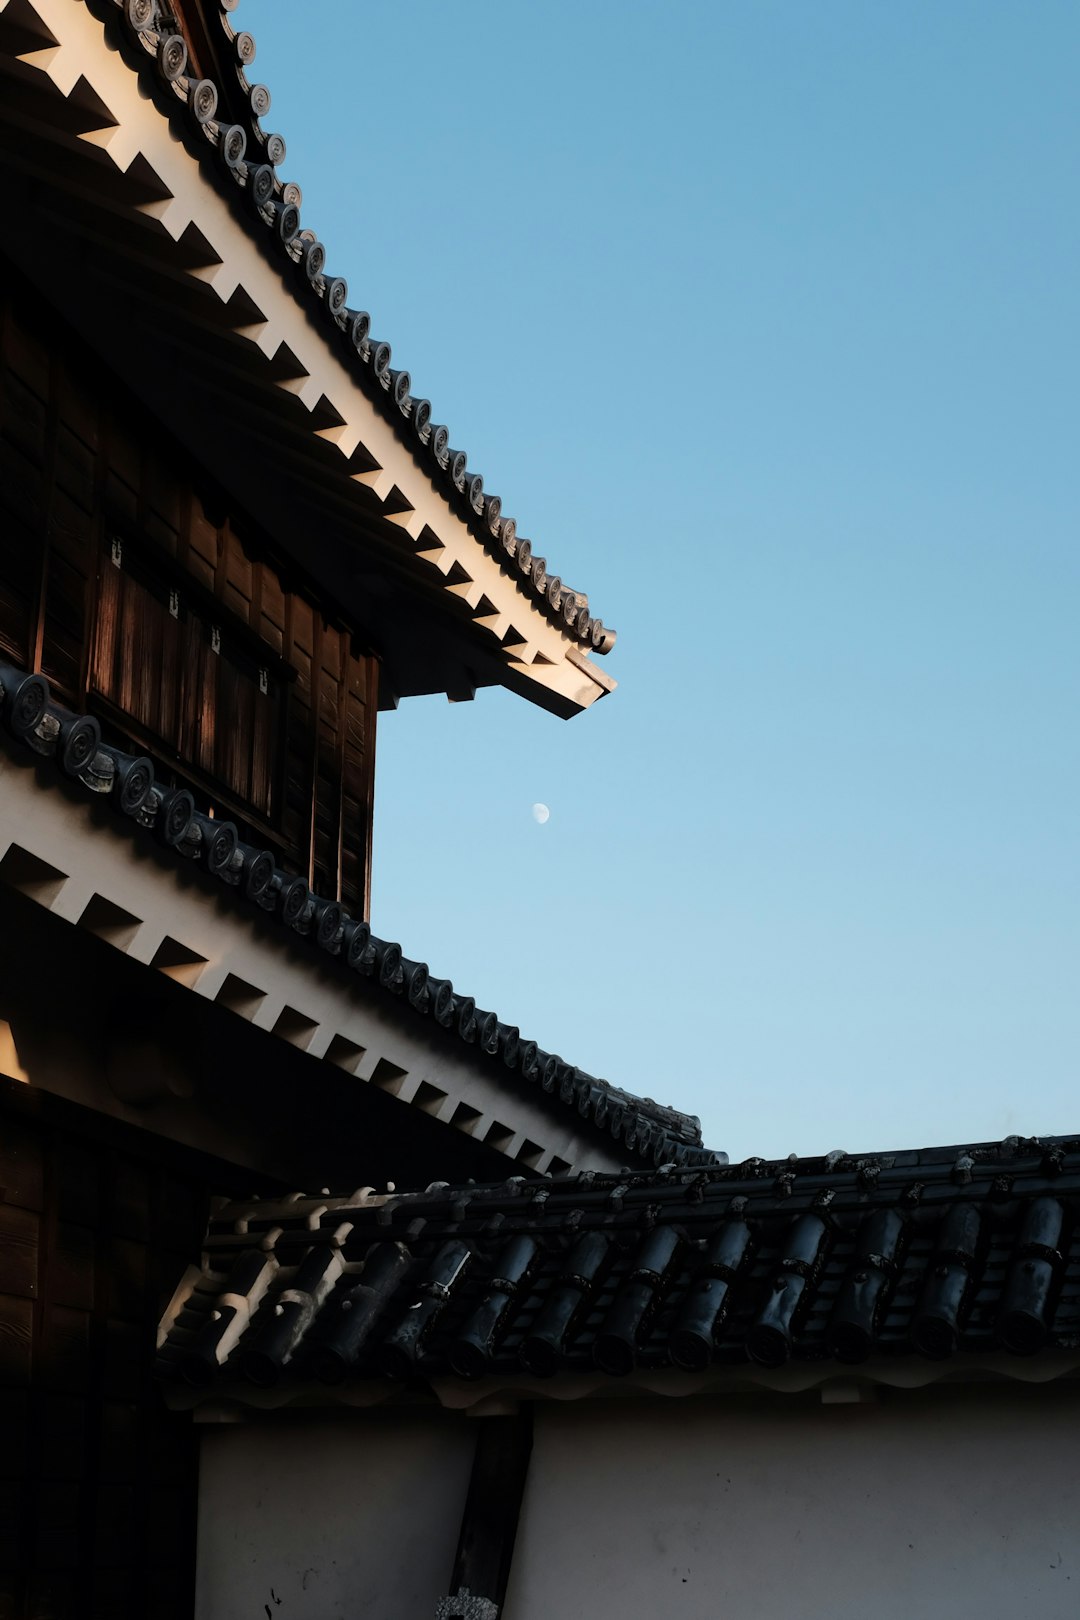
[283,590,314,875]
[221,526,252,626]
[361,653,378,918]
[248,559,273,819]
[79,372,109,711]
[334,632,348,900]
[192,498,217,592]
[307,609,322,888]
[0,294,49,669]
[29,344,59,680]
[90,563,120,712]
[338,646,378,917]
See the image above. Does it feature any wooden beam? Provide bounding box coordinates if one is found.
[437,1408,533,1619]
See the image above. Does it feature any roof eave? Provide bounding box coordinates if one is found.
[0,0,616,716]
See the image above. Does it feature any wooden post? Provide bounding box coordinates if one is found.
[437,1407,534,1619]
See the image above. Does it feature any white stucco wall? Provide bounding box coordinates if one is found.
[195,1410,475,1620]
[507,1385,1080,1620]
[195,1382,1080,1620]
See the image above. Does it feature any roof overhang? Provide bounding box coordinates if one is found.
[0,747,634,1178]
[0,0,617,717]
[0,676,712,1175]
[157,1137,1080,1413]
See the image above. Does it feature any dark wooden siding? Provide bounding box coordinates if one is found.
[92,549,285,824]
[0,269,377,916]
[0,1088,211,1619]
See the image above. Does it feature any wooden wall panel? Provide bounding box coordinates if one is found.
[312,620,343,899]
[0,306,48,670]
[283,592,314,869]
[0,1096,217,1620]
[340,653,377,915]
[0,271,378,915]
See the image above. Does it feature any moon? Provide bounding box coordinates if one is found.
[532,803,550,825]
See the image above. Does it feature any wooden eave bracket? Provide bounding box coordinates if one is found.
[566,644,617,695]
[0,0,59,59]
[380,485,420,532]
[414,527,450,572]
[472,598,509,640]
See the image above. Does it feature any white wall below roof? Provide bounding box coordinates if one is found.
[507,1386,1080,1620]
[195,1382,1080,1620]
[195,1409,475,1620]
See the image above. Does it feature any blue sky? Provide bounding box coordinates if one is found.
[241,1,1079,1160]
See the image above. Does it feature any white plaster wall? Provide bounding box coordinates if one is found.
[195,1410,475,1619]
[505,1386,1080,1620]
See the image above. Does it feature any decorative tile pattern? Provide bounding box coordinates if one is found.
[158,1134,1080,1396]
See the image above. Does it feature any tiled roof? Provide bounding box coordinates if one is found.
[158,1133,1080,1400]
[0,659,711,1166]
[105,0,615,657]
